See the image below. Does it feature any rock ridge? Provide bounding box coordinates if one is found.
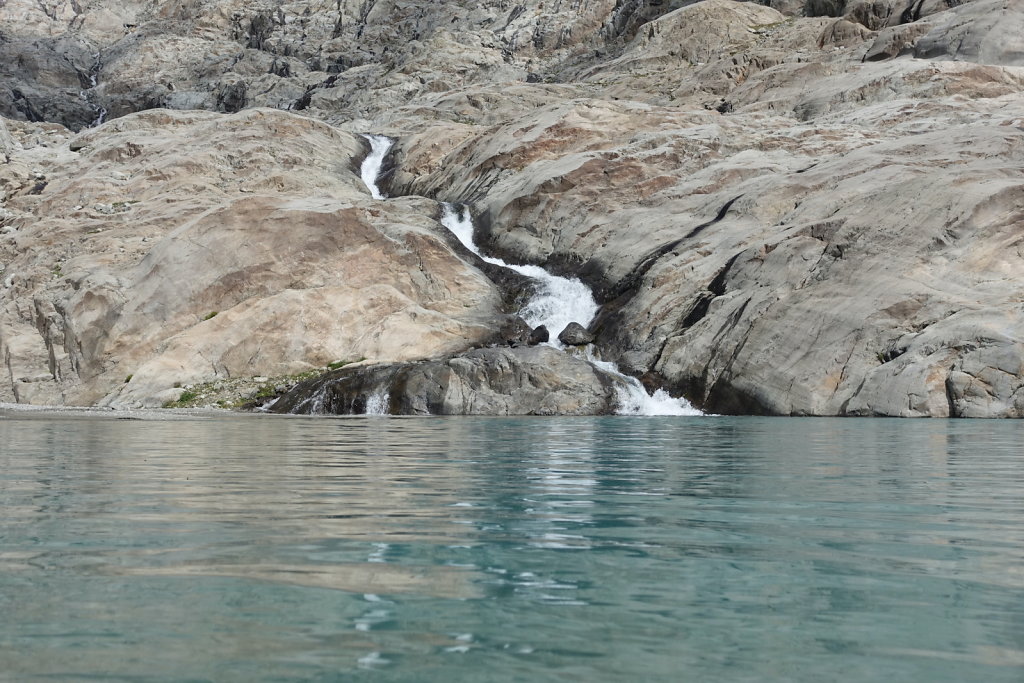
[1,0,1022,416]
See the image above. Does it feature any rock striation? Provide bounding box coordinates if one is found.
[1,0,1022,416]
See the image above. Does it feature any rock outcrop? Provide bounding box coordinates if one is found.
[0,108,505,406]
[270,345,632,416]
[1,0,1022,416]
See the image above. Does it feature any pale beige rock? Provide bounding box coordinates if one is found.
[913,0,1024,67]
[393,86,1024,416]
[0,118,12,162]
[2,0,1023,417]
[0,108,504,407]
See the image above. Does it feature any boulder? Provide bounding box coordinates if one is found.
[528,325,550,345]
[558,322,595,346]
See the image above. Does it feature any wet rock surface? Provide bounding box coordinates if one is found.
[270,346,631,416]
[2,0,1022,416]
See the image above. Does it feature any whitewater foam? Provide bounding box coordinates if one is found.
[364,388,390,415]
[441,203,598,335]
[440,203,700,416]
[360,134,394,200]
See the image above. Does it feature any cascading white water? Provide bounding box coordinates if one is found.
[440,202,701,416]
[586,353,701,416]
[441,203,598,335]
[360,134,394,199]
[364,388,389,415]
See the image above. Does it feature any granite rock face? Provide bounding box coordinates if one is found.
[389,0,1024,417]
[0,108,503,406]
[1,0,1022,416]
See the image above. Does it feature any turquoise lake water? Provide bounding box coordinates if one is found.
[1,412,1022,682]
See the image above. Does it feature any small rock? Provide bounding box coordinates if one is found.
[558,322,595,346]
[528,325,549,345]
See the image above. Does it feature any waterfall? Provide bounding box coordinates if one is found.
[440,203,701,416]
[78,52,107,128]
[364,388,390,415]
[587,354,701,416]
[360,134,394,199]
[441,203,598,335]
[294,384,329,415]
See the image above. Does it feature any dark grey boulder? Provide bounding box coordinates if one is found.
[528,325,549,345]
[558,322,595,346]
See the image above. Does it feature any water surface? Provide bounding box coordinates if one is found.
[1,412,1022,681]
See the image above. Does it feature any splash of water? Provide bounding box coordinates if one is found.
[360,134,394,200]
[440,203,700,416]
[586,354,702,416]
[364,388,390,415]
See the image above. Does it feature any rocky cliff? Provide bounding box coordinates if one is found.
[1,0,1022,415]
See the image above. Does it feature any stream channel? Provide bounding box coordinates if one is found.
[358,134,699,417]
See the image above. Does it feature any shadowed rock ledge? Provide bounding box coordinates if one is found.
[269,346,632,416]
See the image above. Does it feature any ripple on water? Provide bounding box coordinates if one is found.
[0,414,1022,682]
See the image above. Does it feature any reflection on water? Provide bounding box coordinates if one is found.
[1,412,1023,681]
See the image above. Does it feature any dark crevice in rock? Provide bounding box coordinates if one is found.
[900,0,926,23]
[593,195,745,309]
[877,344,907,364]
[505,5,528,31]
[838,377,867,414]
[700,298,776,415]
[590,243,744,378]
[685,195,743,239]
[944,367,960,418]
[680,292,716,330]
[290,73,339,111]
[10,89,45,123]
[708,251,743,297]
[355,0,380,39]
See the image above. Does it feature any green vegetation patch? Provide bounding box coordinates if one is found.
[160,359,367,410]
